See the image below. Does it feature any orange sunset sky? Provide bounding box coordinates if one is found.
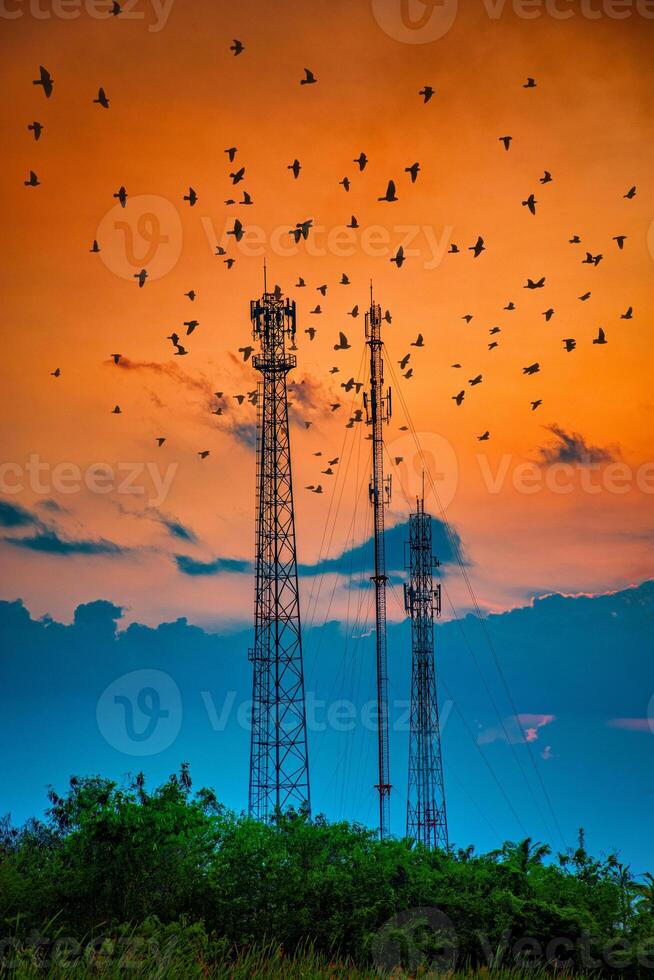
[1,0,653,627]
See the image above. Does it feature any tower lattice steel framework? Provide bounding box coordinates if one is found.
[248,283,311,821]
[404,496,449,850]
[364,293,393,840]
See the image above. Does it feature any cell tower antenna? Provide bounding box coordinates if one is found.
[404,494,449,850]
[364,289,392,840]
[248,281,311,821]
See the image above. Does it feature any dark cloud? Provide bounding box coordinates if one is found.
[0,497,126,557]
[0,500,34,528]
[299,518,465,578]
[151,511,197,543]
[4,529,126,556]
[174,554,252,576]
[537,425,618,466]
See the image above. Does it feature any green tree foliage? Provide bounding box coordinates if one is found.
[1,771,652,975]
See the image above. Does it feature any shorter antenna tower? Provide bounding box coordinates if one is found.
[404,493,449,850]
[248,279,311,822]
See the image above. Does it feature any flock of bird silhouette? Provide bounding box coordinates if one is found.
[25,38,636,469]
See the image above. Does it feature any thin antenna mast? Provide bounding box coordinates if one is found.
[364,291,392,840]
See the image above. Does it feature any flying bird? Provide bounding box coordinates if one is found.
[405,162,420,183]
[340,273,350,285]
[347,215,359,229]
[114,186,128,208]
[90,240,100,252]
[531,400,542,411]
[94,87,109,108]
[391,245,405,268]
[543,308,555,322]
[334,332,351,351]
[478,431,490,442]
[523,77,537,88]
[225,147,237,162]
[540,171,553,184]
[339,177,351,192]
[184,320,199,336]
[452,390,465,406]
[28,121,43,140]
[621,306,633,319]
[230,39,244,56]
[156,437,166,447]
[354,152,368,171]
[228,218,245,242]
[524,277,545,289]
[33,66,53,98]
[301,68,317,85]
[469,374,483,386]
[613,236,627,250]
[51,368,61,378]
[198,451,210,459]
[499,136,512,151]
[579,291,591,301]
[562,338,577,352]
[378,180,398,202]
[134,268,147,287]
[593,327,607,345]
[230,167,245,185]
[24,170,40,187]
[419,85,434,103]
[569,234,581,244]
[111,405,122,414]
[183,187,198,206]
[469,236,485,257]
[624,186,636,199]
[523,363,540,375]
[410,333,424,347]
[184,290,196,301]
[522,194,537,215]
[110,354,122,364]
[288,159,301,179]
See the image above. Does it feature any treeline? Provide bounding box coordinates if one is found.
[1,768,653,975]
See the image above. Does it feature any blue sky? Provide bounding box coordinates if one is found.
[1,578,653,873]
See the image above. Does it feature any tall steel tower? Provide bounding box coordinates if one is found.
[404,495,449,850]
[248,281,311,821]
[363,292,393,840]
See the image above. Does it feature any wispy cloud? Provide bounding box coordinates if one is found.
[174,554,252,576]
[0,498,127,558]
[606,718,652,733]
[536,425,618,466]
